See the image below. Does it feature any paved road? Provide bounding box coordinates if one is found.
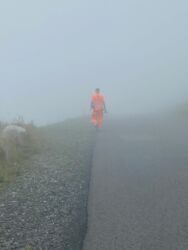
[84,116,188,250]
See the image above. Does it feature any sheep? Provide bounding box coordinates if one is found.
[1,125,27,162]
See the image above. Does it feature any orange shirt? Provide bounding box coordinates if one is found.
[91,93,105,111]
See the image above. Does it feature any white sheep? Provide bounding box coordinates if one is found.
[1,125,27,161]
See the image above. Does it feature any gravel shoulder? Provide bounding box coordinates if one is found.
[0,118,95,250]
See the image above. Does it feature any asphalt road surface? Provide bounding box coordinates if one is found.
[84,115,188,250]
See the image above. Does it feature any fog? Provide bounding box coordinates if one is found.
[0,0,188,125]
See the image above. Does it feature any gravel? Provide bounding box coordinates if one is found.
[0,119,95,250]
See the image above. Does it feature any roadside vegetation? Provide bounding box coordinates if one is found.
[0,118,43,192]
[0,117,95,194]
[0,117,95,249]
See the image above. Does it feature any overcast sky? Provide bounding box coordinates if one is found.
[0,0,188,124]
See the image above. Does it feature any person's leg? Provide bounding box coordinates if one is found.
[91,111,97,126]
[97,111,103,128]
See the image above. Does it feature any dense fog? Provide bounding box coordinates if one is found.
[0,0,188,125]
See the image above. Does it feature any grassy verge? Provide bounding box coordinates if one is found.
[0,117,95,193]
[0,124,44,192]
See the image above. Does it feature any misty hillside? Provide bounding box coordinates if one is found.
[174,102,188,115]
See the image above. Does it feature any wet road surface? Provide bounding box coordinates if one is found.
[84,116,188,250]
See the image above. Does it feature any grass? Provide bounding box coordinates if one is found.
[0,121,44,192]
[0,117,95,193]
[0,161,22,192]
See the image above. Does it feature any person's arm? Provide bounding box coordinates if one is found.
[103,102,107,113]
[91,101,94,110]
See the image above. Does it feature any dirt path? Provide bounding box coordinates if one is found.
[0,119,94,250]
[84,116,188,250]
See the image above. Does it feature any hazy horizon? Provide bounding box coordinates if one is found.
[1,0,188,125]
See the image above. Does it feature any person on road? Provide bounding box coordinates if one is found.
[91,88,107,129]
